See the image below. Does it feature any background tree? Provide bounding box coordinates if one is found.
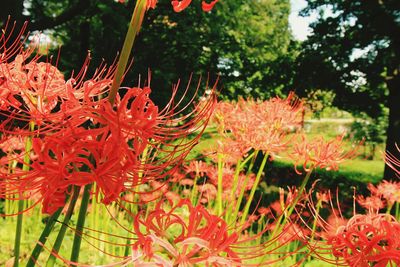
[295,0,400,179]
[1,0,294,105]
[350,111,388,160]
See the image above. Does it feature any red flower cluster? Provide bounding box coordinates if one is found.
[172,0,219,12]
[386,144,400,176]
[181,160,255,204]
[119,0,219,12]
[368,180,400,206]
[327,213,400,267]
[0,29,216,214]
[357,180,400,212]
[213,92,303,155]
[302,188,400,267]
[127,198,287,266]
[290,134,359,174]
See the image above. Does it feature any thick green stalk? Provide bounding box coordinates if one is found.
[307,199,322,262]
[225,151,257,222]
[14,122,34,267]
[224,159,242,222]
[269,169,313,240]
[230,150,259,225]
[13,199,24,267]
[68,1,147,264]
[286,169,313,218]
[45,186,81,267]
[239,152,269,226]
[108,0,147,105]
[216,153,224,215]
[26,209,63,267]
[70,183,92,266]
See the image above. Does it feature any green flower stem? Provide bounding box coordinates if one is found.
[108,0,147,105]
[224,158,242,222]
[239,152,269,226]
[286,169,313,218]
[225,150,257,222]
[13,199,24,267]
[386,202,393,215]
[70,183,93,266]
[45,186,81,267]
[14,121,34,267]
[216,153,224,215]
[26,209,63,267]
[307,199,322,262]
[190,174,199,205]
[270,169,313,240]
[230,150,259,226]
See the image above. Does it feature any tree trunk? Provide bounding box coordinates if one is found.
[383,73,400,179]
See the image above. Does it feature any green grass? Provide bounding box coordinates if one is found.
[340,158,384,183]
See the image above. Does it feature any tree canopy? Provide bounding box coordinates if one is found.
[295,0,400,178]
[1,0,293,105]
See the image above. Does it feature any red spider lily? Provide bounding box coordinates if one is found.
[207,165,255,197]
[39,199,303,266]
[368,180,400,205]
[0,53,216,214]
[0,135,25,152]
[0,20,31,64]
[0,56,68,123]
[385,144,400,176]
[357,195,385,213]
[272,222,309,245]
[0,55,115,136]
[205,138,251,165]
[316,191,330,204]
[198,183,217,203]
[118,0,218,12]
[180,160,256,203]
[299,190,400,267]
[184,160,213,177]
[122,198,301,266]
[327,213,400,267]
[172,0,219,12]
[213,93,303,155]
[269,187,307,219]
[257,207,271,217]
[202,0,218,12]
[290,134,359,174]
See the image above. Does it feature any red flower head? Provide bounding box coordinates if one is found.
[291,134,359,174]
[301,190,400,267]
[327,213,400,267]
[368,180,400,206]
[121,198,298,266]
[385,144,400,176]
[213,93,303,155]
[117,0,218,12]
[171,0,219,12]
[207,138,251,165]
[357,195,385,213]
[1,69,217,214]
[0,20,30,64]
